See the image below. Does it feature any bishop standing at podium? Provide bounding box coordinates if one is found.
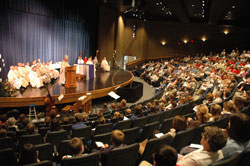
[60,55,70,85]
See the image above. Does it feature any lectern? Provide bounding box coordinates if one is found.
[65,66,76,88]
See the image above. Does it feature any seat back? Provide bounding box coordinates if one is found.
[92,132,112,149]
[0,137,15,150]
[147,113,161,124]
[46,130,69,151]
[132,116,148,128]
[104,143,139,166]
[0,148,17,165]
[191,123,211,144]
[213,117,229,129]
[140,134,173,164]
[19,134,42,149]
[237,147,250,165]
[172,127,196,152]
[61,124,73,135]
[34,143,54,161]
[160,117,174,133]
[209,152,240,166]
[72,126,92,141]
[38,127,50,138]
[139,122,160,141]
[123,127,139,145]
[95,123,113,135]
[61,152,99,166]
[115,120,132,130]
[21,160,53,166]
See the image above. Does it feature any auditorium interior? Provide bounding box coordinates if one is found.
[0,0,250,166]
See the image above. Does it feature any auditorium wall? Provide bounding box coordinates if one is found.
[145,21,250,58]
[98,7,250,65]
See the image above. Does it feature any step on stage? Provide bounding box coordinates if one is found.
[0,69,133,108]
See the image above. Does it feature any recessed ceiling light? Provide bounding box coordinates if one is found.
[232,6,235,8]
[192,4,195,7]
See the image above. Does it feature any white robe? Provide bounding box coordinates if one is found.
[59,61,70,85]
[101,59,110,72]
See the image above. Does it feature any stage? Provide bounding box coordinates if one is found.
[0,68,133,108]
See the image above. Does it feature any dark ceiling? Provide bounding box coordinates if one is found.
[100,0,250,27]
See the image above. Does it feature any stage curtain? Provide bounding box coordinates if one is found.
[0,0,98,80]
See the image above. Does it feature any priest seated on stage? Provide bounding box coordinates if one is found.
[101,57,110,72]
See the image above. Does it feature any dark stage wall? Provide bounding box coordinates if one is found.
[0,0,99,80]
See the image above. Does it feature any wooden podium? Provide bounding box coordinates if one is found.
[73,95,92,114]
[65,66,76,88]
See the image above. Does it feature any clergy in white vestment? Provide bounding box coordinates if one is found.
[86,57,93,65]
[93,56,98,66]
[76,56,84,74]
[29,67,43,88]
[8,66,21,89]
[101,57,110,72]
[59,55,70,85]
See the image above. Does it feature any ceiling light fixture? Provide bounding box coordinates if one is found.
[224,30,229,35]
[201,37,206,42]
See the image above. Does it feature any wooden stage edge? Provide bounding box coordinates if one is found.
[0,71,134,108]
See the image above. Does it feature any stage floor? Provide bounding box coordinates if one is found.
[0,68,133,107]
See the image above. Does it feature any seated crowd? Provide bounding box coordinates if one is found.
[1,49,250,166]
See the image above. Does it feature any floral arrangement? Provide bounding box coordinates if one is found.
[0,81,16,97]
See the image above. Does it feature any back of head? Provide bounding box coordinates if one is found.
[69,137,84,156]
[206,93,214,102]
[203,126,227,152]
[154,145,177,166]
[228,113,250,143]
[111,130,125,146]
[26,123,36,134]
[210,104,221,117]
[8,117,16,126]
[75,113,83,122]
[50,118,61,131]
[0,128,7,138]
[172,115,187,132]
[223,101,238,113]
[19,143,37,165]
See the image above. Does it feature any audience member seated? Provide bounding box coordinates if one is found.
[0,128,7,138]
[19,143,40,165]
[0,114,8,126]
[72,113,87,129]
[25,123,38,135]
[130,105,144,121]
[213,91,223,104]
[99,130,126,165]
[233,90,250,110]
[221,113,250,157]
[62,137,85,159]
[221,101,239,118]
[168,115,188,138]
[203,93,214,105]
[187,105,210,128]
[139,145,178,166]
[117,99,127,110]
[177,126,227,166]
[208,104,222,122]
[47,118,64,133]
[7,117,19,131]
